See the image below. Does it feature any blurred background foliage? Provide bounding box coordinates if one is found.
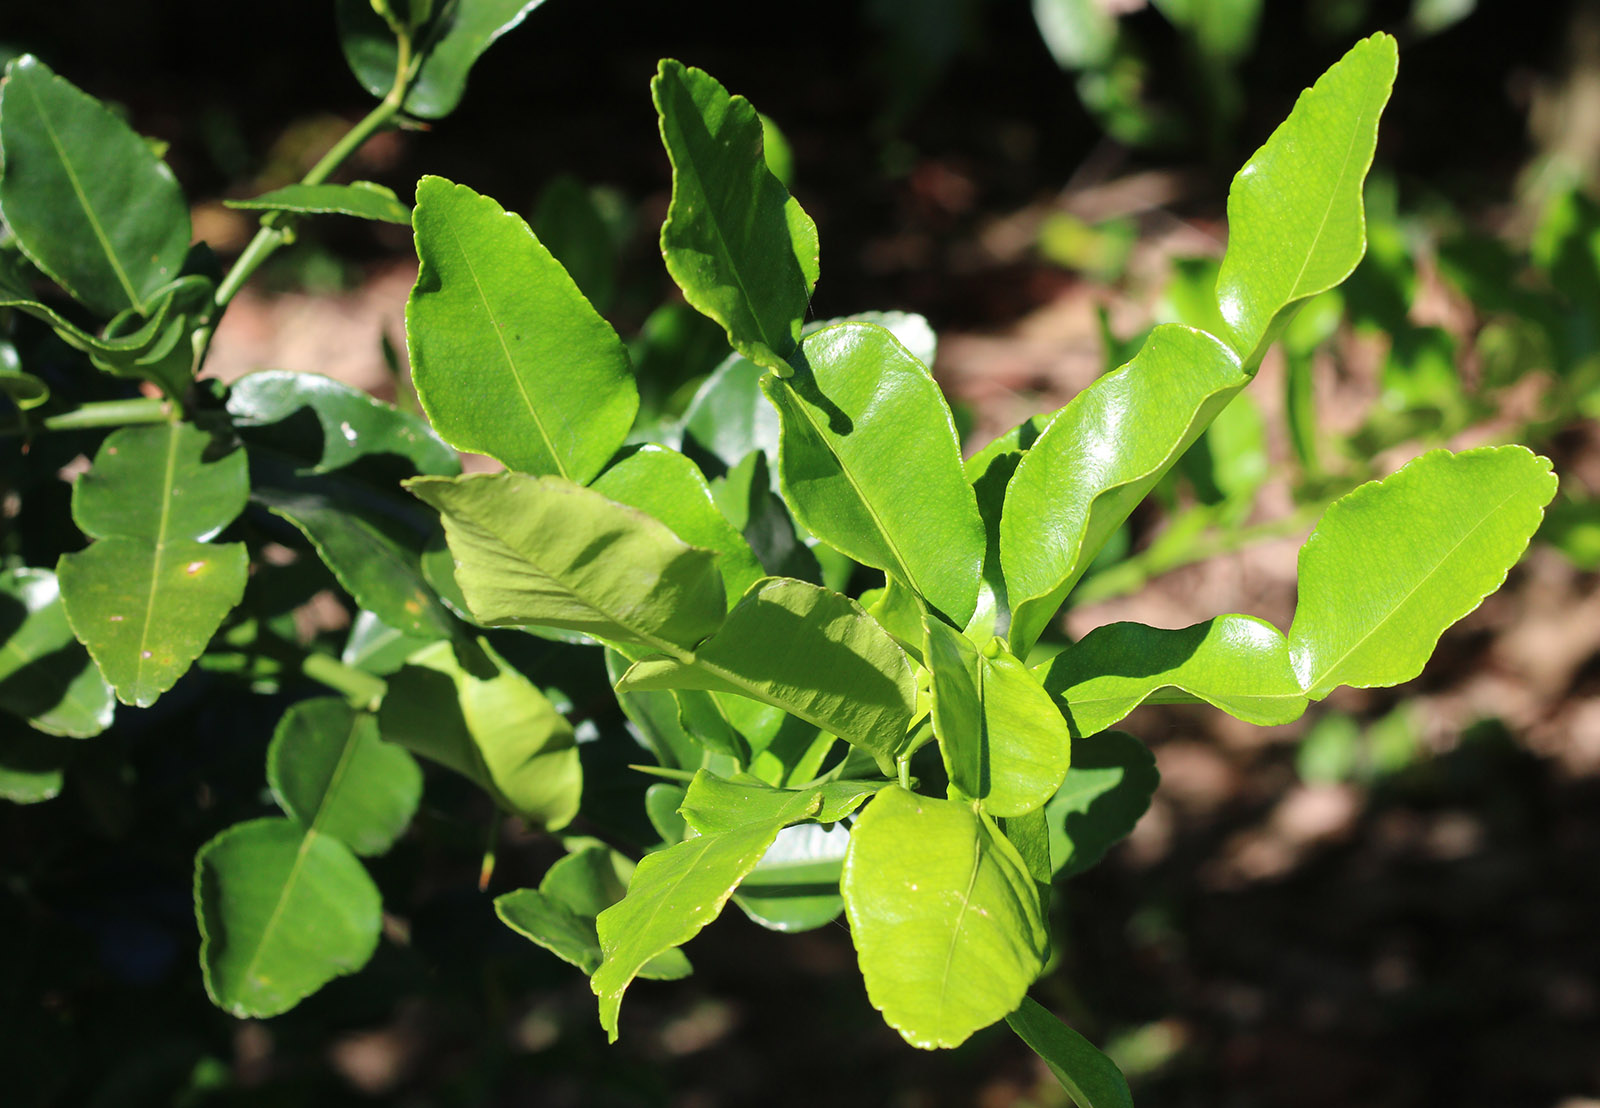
[4,1,1600,1105]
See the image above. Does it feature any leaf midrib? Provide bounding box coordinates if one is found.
[132,426,183,700]
[933,816,985,1044]
[19,71,143,311]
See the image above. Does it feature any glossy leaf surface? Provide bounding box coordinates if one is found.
[0,56,190,316]
[843,787,1047,1049]
[1290,446,1556,699]
[592,446,764,606]
[408,177,636,481]
[654,60,818,372]
[1006,997,1134,1108]
[338,0,548,119]
[736,821,850,933]
[923,619,1073,817]
[224,182,410,224]
[1044,731,1159,879]
[765,322,984,627]
[1001,324,1246,652]
[59,424,249,707]
[1038,616,1307,737]
[591,787,820,1039]
[379,639,580,829]
[1214,33,1397,368]
[0,568,114,738]
[195,818,380,1018]
[616,578,917,774]
[267,697,421,856]
[227,369,458,479]
[409,473,725,652]
[496,845,692,979]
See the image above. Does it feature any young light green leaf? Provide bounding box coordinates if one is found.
[1214,33,1398,368]
[1002,324,1247,653]
[1036,615,1308,737]
[842,786,1048,1049]
[923,619,1073,818]
[58,424,249,707]
[765,322,985,627]
[1006,997,1134,1108]
[654,59,819,372]
[1044,730,1159,879]
[227,369,459,480]
[195,818,381,1019]
[267,698,421,856]
[591,787,821,1040]
[592,446,765,606]
[337,0,549,119]
[378,638,580,829]
[496,845,692,979]
[616,578,917,775]
[0,56,191,317]
[0,568,114,738]
[407,176,637,481]
[677,769,885,835]
[224,182,410,224]
[1290,446,1557,699]
[735,820,851,933]
[407,472,725,653]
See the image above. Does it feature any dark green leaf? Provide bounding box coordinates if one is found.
[765,322,984,627]
[195,817,381,1018]
[267,698,421,856]
[532,174,618,313]
[409,472,725,652]
[408,176,637,481]
[653,59,818,372]
[0,568,114,737]
[0,56,190,316]
[1006,997,1134,1108]
[1044,730,1158,879]
[224,182,410,224]
[0,727,70,803]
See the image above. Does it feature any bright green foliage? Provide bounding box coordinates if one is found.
[337,0,549,118]
[195,818,381,1018]
[1038,616,1306,736]
[765,322,985,627]
[677,770,885,835]
[408,176,637,480]
[58,424,250,707]
[591,786,822,1039]
[224,182,410,224]
[653,60,819,372]
[1006,997,1134,1108]
[409,472,725,650]
[734,821,852,933]
[0,568,114,738]
[0,56,190,317]
[591,446,765,605]
[616,577,917,774]
[1044,731,1159,879]
[267,698,422,856]
[379,638,581,828]
[497,845,693,978]
[1001,324,1247,652]
[843,787,1048,1049]
[923,618,1073,817]
[1290,446,1557,698]
[1215,34,1398,369]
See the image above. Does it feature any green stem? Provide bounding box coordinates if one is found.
[189,29,416,372]
[0,396,172,439]
[301,651,388,710]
